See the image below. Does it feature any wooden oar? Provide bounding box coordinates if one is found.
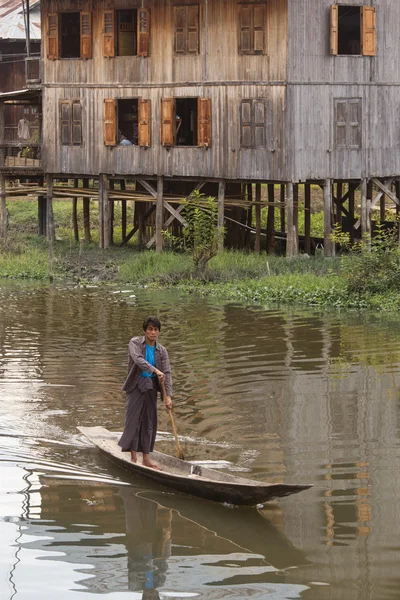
[160,380,185,460]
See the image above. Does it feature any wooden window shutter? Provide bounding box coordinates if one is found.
[241,100,253,148]
[334,100,348,148]
[104,99,117,146]
[47,13,59,60]
[362,6,376,56]
[161,98,175,146]
[137,8,150,57]
[348,99,361,148]
[72,101,82,145]
[239,6,252,54]
[174,6,186,54]
[198,98,211,147]
[103,11,115,58]
[253,100,266,148]
[253,5,266,55]
[138,99,151,147]
[80,12,92,59]
[330,5,338,56]
[187,5,199,55]
[60,100,72,146]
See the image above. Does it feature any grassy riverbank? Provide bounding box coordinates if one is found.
[2,200,400,311]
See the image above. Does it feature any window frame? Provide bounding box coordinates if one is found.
[333,97,362,150]
[240,99,267,149]
[238,3,267,56]
[330,5,376,57]
[59,99,83,146]
[48,12,92,60]
[102,8,150,57]
[160,97,211,148]
[173,5,200,56]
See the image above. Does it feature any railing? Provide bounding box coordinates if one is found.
[0,142,42,169]
[25,57,41,86]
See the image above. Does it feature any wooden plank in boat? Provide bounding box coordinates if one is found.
[77,426,312,506]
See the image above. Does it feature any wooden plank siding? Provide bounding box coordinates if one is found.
[40,0,288,181]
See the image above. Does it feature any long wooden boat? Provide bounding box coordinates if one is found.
[78,426,312,506]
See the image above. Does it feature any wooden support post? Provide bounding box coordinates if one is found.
[380,181,386,222]
[98,174,109,249]
[0,173,6,238]
[336,181,343,227]
[280,185,285,232]
[349,183,355,243]
[304,183,311,254]
[72,178,79,242]
[246,184,253,250]
[121,179,127,242]
[360,178,368,241]
[323,178,334,257]
[46,174,55,243]
[293,184,299,252]
[396,181,400,244]
[255,183,261,253]
[109,180,115,246]
[286,182,298,257]
[266,183,275,254]
[156,176,164,252]
[83,178,91,243]
[218,179,225,252]
[38,176,46,237]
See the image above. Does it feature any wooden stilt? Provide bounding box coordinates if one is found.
[109,180,115,246]
[360,178,368,241]
[293,184,299,253]
[266,183,275,254]
[396,181,400,244]
[73,179,79,242]
[121,179,127,242]
[218,180,225,252]
[255,183,261,253]
[98,174,109,249]
[286,182,297,257]
[82,178,91,243]
[280,185,285,232]
[46,174,55,243]
[380,181,386,222]
[336,181,343,227]
[349,183,355,243]
[156,176,164,252]
[246,183,253,250]
[0,173,6,238]
[304,183,311,255]
[323,178,334,257]
[366,180,373,240]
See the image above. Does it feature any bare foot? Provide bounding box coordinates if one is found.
[142,461,162,470]
[130,451,137,463]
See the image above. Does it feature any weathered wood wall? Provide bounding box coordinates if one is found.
[287,0,400,181]
[41,0,288,181]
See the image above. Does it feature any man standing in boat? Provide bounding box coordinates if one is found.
[118,316,173,469]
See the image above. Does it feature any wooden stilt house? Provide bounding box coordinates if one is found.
[1,0,398,255]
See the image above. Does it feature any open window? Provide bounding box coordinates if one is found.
[48,12,92,59]
[102,9,150,57]
[161,98,211,147]
[104,98,151,147]
[330,5,376,56]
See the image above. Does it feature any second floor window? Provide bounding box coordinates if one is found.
[240,99,266,149]
[334,98,362,149]
[161,97,211,147]
[48,12,92,59]
[239,4,266,55]
[174,5,199,55]
[330,5,376,56]
[103,9,150,57]
[60,100,82,146]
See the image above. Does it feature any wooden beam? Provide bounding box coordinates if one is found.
[360,178,368,240]
[83,178,91,243]
[280,185,285,232]
[323,179,335,257]
[121,179,127,241]
[164,201,188,226]
[336,182,343,226]
[266,183,275,254]
[46,174,55,243]
[286,182,297,257]
[120,206,156,247]
[372,178,399,206]
[156,176,164,252]
[304,183,311,255]
[218,179,225,252]
[0,173,6,238]
[72,179,79,242]
[255,183,261,253]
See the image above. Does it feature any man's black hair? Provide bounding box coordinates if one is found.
[143,316,161,331]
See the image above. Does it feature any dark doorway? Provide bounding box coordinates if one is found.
[338,6,361,55]
[175,98,198,146]
[117,99,139,145]
[60,12,81,58]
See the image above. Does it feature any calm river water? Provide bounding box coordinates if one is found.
[1,282,400,600]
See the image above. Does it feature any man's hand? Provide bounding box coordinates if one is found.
[165,396,173,410]
[155,369,165,383]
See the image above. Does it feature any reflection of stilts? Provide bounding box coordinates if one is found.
[142,590,161,599]
[9,470,33,600]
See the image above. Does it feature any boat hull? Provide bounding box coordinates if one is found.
[78,426,312,506]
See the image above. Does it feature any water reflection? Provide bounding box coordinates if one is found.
[2,283,400,598]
